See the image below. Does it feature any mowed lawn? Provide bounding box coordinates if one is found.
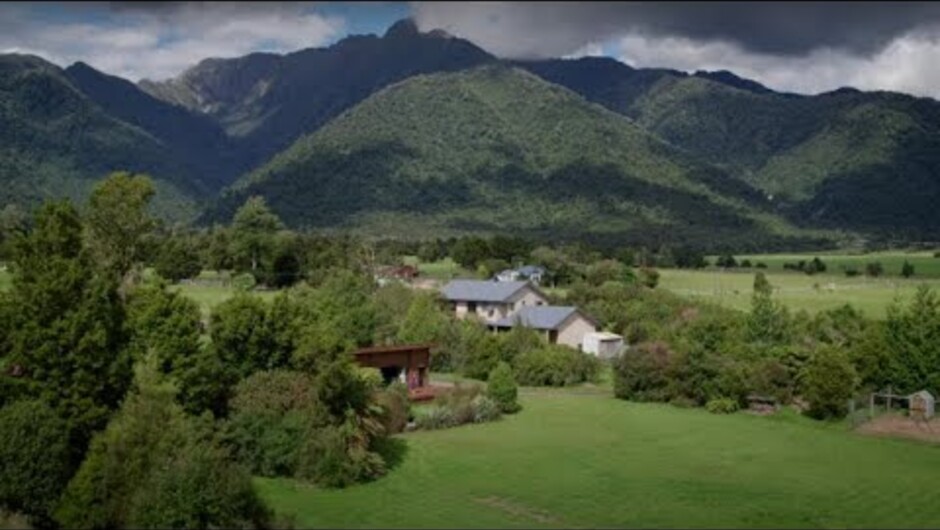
[256,390,940,529]
[659,268,940,318]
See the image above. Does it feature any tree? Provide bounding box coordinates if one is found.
[85,172,157,286]
[747,273,791,347]
[883,286,940,395]
[639,267,659,289]
[0,400,74,526]
[674,247,707,269]
[486,362,520,413]
[450,236,490,270]
[901,260,915,278]
[1,201,131,445]
[154,235,203,282]
[585,259,628,286]
[210,294,277,379]
[55,356,270,529]
[205,225,234,272]
[715,254,738,269]
[865,261,884,278]
[802,345,858,419]
[126,282,203,376]
[231,196,284,274]
[397,293,450,346]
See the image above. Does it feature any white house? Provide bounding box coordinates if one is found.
[441,280,549,323]
[494,265,546,285]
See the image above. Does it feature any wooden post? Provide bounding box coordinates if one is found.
[870,392,875,418]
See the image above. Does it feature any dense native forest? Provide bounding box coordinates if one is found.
[0,19,939,250]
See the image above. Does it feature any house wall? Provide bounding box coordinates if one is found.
[508,287,549,312]
[454,301,511,322]
[556,314,598,349]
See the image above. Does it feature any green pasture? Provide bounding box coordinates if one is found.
[723,250,940,278]
[257,388,940,528]
[659,268,940,318]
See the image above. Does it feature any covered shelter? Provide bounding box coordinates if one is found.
[351,343,432,393]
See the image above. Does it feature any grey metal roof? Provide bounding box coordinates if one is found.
[491,306,581,330]
[517,265,545,276]
[442,280,530,303]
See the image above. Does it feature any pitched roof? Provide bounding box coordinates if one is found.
[491,306,584,330]
[442,280,531,303]
[517,265,545,275]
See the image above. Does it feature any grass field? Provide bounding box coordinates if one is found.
[724,250,940,278]
[402,256,471,280]
[659,268,940,318]
[257,388,940,528]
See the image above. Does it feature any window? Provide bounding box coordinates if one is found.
[488,308,495,318]
[468,302,477,312]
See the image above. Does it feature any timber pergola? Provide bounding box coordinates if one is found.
[351,343,433,391]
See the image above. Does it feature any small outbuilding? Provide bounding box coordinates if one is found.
[582,331,624,359]
[352,343,431,397]
[908,390,935,420]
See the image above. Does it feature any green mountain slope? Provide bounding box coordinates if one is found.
[0,54,210,220]
[139,19,496,172]
[516,57,940,238]
[207,65,831,250]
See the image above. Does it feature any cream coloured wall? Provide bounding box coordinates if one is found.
[556,314,598,349]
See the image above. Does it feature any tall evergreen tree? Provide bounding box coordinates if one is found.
[1,201,131,445]
[231,196,284,275]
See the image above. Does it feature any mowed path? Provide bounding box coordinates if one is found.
[257,390,940,528]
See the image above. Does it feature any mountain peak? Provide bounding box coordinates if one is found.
[384,18,420,39]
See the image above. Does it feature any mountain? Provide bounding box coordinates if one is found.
[0,54,216,221]
[514,57,940,238]
[64,62,241,190]
[139,18,496,171]
[206,65,831,251]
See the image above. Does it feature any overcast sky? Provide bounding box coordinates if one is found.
[2,1,940,99]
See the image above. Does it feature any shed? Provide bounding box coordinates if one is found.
[352,344,432,397]
[582,331,624,359]
[908,390,935,420]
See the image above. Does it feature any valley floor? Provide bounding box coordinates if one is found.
[256,386,940,529]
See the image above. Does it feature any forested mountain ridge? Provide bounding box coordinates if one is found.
[2,17,939,245]
[0,54,214,221]
[139,19,497,171]
[205,64,832,251]
[514,56,940,238]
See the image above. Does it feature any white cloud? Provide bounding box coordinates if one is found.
[563,42,605,60]
[0,3,345,81]
[617,30,940,99]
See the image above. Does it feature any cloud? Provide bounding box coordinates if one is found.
[412,2,940,58]
[617,30,940,98]
[412,1,940,99]
[0,2,345,81]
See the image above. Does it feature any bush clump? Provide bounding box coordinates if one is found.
[705,398,739,414]
[513,345,600,387]
[486,361,521,413]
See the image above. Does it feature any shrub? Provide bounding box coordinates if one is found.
[639,267,659,289]
[513,345,600,387]
[802,345,859,420]
[755,262,768,269]
[295,421,387,489]
[127,431,270,529]
[0,400,73,526]
[705,398,739,414]
[901,260,915,278]
[613,341,674,402]
[414,405,455,430]
[486,362,521,413]
[472,396,502,423]
[233,272,257,291]
[865,262,884,278]
[374,383,411,435]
